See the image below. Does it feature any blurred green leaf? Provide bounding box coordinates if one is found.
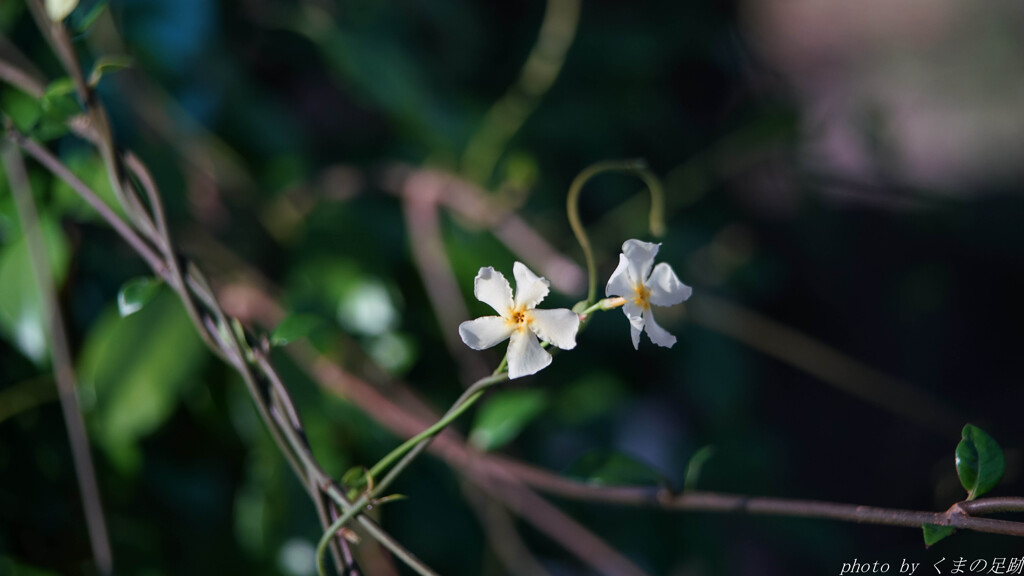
[684,445,716,490]
[469,388,547,452]
[552,372,624,425]
[1,88,42,132]
[49,151,122,221]
[0,216,70,364]
[337,279,399,336]
[37,78,79,140]
[270,314,324,346]
[567,450,668,487]
[922,524,955,547]
[117,277,161,317]
[41,78,76,107]
[955,424,1004,500]
[365,331,416,375]
[88,56,134,87]
[78,291,207,472]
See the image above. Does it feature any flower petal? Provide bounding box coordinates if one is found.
[530,308,579,350]
[622,239,659,284]
[622,301,645,350]
[605,254,634,298]
[459,316,514,350]
[507,329,552,379]
[512,262,549,309]
[647,262,692,307]
[642,309,677,348]
[474,267,513,315]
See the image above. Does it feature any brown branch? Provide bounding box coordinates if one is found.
[401,171,491,385]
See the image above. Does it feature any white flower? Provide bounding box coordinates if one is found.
[606,239,692,349]
[459,262,580,379]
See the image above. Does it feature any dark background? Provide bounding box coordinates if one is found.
[2,0,1024,574]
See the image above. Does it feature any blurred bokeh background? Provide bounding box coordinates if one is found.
[2,0,1024,574]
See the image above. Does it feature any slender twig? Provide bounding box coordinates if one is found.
[2,140,113,575]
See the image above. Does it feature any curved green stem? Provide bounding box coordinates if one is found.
[566,159,665,305]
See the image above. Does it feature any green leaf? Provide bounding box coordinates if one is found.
[270,314,324,346]
[39,78,80,132]
[955,424,1005,500]
[922,523,955,547]
[566,450,669,487]
[78,291,207,472]
[45,0,78,21]
[49,151,122,221]
[684,445,716,490]
[117,277,161,317]
[41,78,76,103]
[1,88,42,132]
[0,216,70,364]
[552,372,624,425]
[88,56,133,87]
[469,389,547,452]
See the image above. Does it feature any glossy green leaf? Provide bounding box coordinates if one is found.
[922,523,955,547]
[78,291,207,472]
[955,424,1005,500]
[117,277,161,317]
[270,314,325,346]
[0,217,70,364]
[567,450,668,487]
[469,389,547,452]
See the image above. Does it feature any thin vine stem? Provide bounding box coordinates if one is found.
[566,159,665,306]
[317,371,510,575]
[367,372,508,486]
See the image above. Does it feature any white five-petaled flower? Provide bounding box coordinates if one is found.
[459,262,580,379]
[606,239,692,349]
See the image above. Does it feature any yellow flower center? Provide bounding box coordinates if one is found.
[632,284,651,310]
[507,306,533,331]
